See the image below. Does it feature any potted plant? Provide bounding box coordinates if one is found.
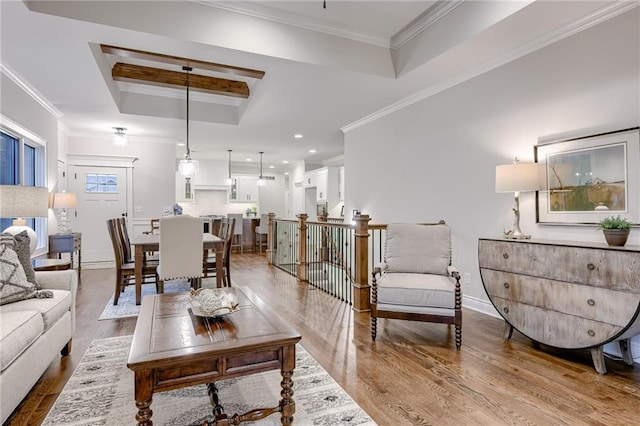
[599,215,632,246]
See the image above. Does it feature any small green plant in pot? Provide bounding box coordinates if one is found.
[599,215,632,246]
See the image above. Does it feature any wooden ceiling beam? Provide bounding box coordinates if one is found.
[101,44,265,80]
[112,63,250,98]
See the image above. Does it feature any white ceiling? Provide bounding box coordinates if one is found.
[0,1,631,170]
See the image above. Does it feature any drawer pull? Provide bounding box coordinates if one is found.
[503,282,510,289]
[587,299,595,306]
[503,253,509,259]
[587,263,595,270]
[503,307,509,314]
[587,330,595,337]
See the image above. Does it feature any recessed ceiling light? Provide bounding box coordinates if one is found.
[284,172,289,175]
[309,149,316,153]
[245,158,252,162]
[177,142,185,147]
[269,165,274,169]
[283,160,289,164]
[294,134,303,139]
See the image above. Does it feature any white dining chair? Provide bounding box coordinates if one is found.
[156,215,204,292]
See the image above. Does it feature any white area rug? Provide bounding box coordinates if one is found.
[98,281,191,320]
[42,336,376,425]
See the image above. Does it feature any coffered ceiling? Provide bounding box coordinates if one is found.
[1,1,632,168]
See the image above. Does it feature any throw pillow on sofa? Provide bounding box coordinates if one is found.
[1,231,38,288]
[0,236,37,305]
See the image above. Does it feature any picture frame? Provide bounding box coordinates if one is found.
[535,127,640,225]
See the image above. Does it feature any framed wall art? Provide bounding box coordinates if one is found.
[535,127,640,225]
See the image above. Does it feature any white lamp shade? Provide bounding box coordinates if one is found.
[496,163,541,193]
[52,192,77,209]
[178,159,199,177]
[0,185,48,218]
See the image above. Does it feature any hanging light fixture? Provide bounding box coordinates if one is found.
[177,66,199,177]
[226,149,233,185]
[257,151,266,186]
[112,127,128,146]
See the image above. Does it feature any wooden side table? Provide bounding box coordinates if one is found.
[48,233,82,277]
[32,258,71,271]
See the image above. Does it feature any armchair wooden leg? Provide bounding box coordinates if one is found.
[61,339,72,356]
[455,324,462,350]
[371,317,377,341]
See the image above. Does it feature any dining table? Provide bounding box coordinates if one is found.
[132,232,224,305]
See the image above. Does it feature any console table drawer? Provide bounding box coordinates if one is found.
[478,240,640,291]
[491,298,625,349]
[481,269,638,327]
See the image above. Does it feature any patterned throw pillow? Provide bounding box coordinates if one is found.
[1,231,39,289]
[0,236,38,305]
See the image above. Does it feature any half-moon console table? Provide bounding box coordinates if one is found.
[478,238,640,374]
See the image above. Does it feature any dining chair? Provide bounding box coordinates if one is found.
[157,215,204,292]
[203,217,235,285]
[228,213,244,253]
[370,221,462,349]
[106,218,158,305]
[255,213,269,253]
[142,218,160,235]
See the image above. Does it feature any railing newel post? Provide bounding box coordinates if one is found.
[296,213,308,282]
[266,212,275,265]
[353,213,371,312]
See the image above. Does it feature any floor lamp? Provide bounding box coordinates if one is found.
[0,185,49,253]
[495,160,541,240]
[52,192,77,234]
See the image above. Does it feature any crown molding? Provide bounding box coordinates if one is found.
[0,63,63,119]
[391,0,465,50]
[197,1,390,48]
[342,1,638,134]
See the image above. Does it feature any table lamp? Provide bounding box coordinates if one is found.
[0,185,49,253]
[52,192,77,234]
[495,159,541,239]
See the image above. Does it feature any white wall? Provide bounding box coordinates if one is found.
[346,9,638,299]
[66,136,176,219]
[344,9,639,357]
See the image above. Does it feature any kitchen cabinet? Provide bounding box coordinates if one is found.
[303,167,339,203]
[192,159,229,189]
[175,173,194,202]
[229,175,259,202]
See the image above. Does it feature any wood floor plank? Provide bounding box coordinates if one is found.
[4,253,638,425]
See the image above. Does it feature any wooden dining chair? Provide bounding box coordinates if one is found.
[228,213,244,253]
[106,218,158,305]
[157,215,204,292]
[203,217,235,286]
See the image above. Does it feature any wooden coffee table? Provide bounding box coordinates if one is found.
[127,287,302,426]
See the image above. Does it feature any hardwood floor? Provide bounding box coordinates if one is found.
[6,253,639,425]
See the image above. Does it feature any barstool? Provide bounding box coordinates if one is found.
[228,213,244,253]
[255,213,269,253]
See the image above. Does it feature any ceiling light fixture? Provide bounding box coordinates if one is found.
[113,127,128,146]
[177,66,199,177]
[226,149,233,185]
[257,151,266,186]
[294,134,303,139]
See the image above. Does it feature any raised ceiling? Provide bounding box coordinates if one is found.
[1,1,633,168]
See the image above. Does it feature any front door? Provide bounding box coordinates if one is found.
[67,165,129,262]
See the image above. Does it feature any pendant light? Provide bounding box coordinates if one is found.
[178,66,199,177]
[257,151,266,186]
[225,149,233,185]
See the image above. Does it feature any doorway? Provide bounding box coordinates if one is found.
[67,155,136,263]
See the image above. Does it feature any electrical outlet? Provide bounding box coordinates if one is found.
[464,272,471,284]
[134,206,142,213]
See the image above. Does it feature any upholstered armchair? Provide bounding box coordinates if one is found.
[371,221,462,349]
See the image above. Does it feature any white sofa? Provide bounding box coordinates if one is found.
[0,269,77,423]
